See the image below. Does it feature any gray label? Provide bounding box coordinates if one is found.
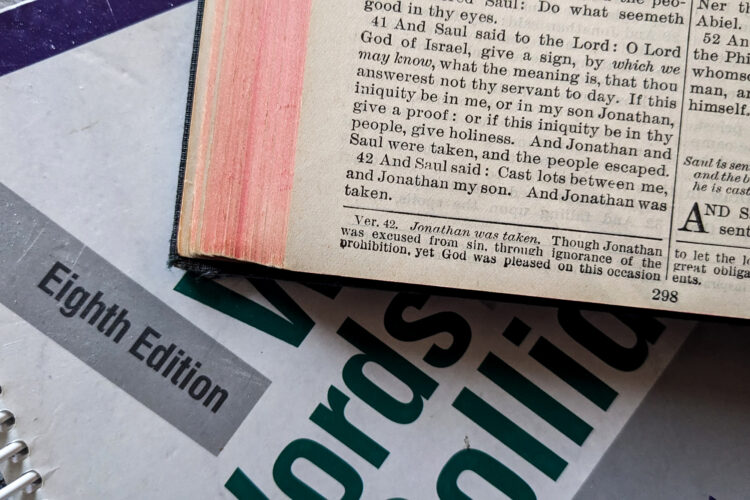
[0,183,269,455]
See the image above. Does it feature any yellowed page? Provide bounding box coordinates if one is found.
[285,0,750,319]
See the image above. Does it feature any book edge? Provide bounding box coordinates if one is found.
[169,0,207,268]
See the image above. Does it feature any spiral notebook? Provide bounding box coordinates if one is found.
[0,403,42,499]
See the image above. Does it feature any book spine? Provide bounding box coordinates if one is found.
[169,0,207,270]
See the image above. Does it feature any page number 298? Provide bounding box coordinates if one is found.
[652,288,678,303]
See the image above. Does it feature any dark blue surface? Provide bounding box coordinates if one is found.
[0,0,193,77]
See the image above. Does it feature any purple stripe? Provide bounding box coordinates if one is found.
[0,0,193,77]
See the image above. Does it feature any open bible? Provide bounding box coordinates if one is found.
[171,0,750,319]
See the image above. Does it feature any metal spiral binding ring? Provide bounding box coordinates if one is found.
[0,394,43,499]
